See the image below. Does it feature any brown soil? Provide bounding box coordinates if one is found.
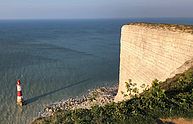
[159,118,193,124]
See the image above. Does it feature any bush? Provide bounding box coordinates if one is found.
[33,67,193,124]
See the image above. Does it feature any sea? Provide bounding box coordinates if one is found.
[0,18,192,124]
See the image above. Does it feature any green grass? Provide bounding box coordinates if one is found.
[32,67,193,124]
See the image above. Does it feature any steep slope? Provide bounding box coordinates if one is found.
[115,23,193,102]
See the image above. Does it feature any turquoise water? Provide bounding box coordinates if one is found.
[0,18,192,124]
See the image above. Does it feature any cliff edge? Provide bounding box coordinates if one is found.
[115,23,193,102]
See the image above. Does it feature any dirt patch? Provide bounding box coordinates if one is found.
[159,118,193,124]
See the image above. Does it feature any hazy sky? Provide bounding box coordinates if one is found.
[0,0,193,19]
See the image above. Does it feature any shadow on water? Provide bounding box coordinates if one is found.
[24,79,90,105]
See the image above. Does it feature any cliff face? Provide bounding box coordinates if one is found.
[115,23,193,102]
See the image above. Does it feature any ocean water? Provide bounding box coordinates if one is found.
[0,18,192,124]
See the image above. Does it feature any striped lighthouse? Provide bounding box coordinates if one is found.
[16,80,23,106]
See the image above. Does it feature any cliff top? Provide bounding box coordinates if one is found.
[127,22,193,34]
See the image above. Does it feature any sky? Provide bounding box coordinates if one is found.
[0,0,193,19]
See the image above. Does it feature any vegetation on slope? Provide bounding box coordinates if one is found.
[129,23,193,34]
[33,67,193,124]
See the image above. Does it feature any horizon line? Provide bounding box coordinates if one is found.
[0,17,193,21]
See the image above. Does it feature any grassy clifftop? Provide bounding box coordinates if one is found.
[32,67,193,124]
[128,23,193,34]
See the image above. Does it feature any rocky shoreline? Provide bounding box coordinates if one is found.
[38,85,118,118]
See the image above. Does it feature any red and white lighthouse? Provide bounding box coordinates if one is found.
[16,80,23,106]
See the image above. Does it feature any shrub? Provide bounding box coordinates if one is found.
[33,67,193,124]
